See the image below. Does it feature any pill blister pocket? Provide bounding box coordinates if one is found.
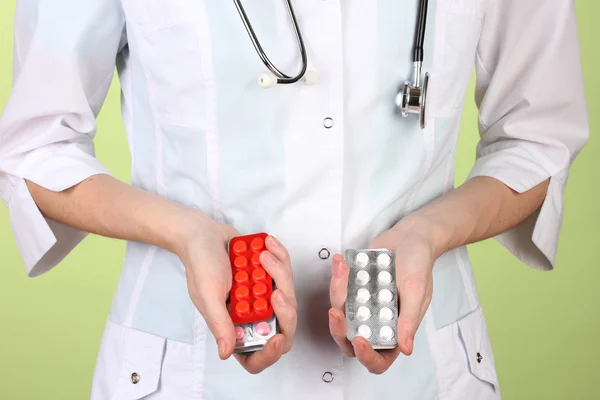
[345,249,398,350]
[234,315,278,354]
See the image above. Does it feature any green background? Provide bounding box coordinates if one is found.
[0,1,598,398]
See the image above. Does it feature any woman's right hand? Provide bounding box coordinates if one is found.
[175,212,298,374]
[21,171,295,374]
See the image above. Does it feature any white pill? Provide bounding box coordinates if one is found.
[355,252,370,268]
[379,307,394,321]
[357,306,371,321]
[379,326,394,341]
[377,253,391,268]
[378,289,393,303]
[356,270,370,285]
[356,288,371,303]
[378,271,392,285]
[357,325,372,339]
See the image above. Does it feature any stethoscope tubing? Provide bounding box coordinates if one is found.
[233,0,308,84]
[234,0,430,129]
[413,0,429,64]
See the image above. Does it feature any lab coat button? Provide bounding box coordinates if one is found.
[322,372,334,383]
[319,248,330,260]
[477,352,483,363]
[323,117,334,129]
[131,372,140,384]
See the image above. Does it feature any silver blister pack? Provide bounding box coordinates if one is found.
[345,249,398,349]
[233,315,278,354]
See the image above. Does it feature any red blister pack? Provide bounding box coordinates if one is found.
[228,233,275,324]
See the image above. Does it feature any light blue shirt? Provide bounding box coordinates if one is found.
[0,0,588,398]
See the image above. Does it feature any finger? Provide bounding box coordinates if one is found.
[329,254,349,310]
[396,274,428,355]
[352,337,401,375]
[260,248,297,308]
[235,334,285,374]
[271,289,297,353]
[194,286,236,360]
[264,235,290,266]
[328,308,355,357]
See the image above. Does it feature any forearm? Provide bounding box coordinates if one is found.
[399,176,550,258]
[26,174,208,255]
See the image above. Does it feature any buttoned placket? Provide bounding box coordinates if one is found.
[312,0,345,396]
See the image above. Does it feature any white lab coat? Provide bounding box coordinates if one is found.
[0,0,587,398]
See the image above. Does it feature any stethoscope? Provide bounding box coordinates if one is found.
[234,0,430,128]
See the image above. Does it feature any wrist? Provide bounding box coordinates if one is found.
[163,206,215,257]
[391,213,454,259]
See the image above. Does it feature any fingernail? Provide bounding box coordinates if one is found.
[333,261,340,278]
[405,338,412,353]
[261,251,277,265]
[328,310,339,324]
[352,340,363,352]
[272,336,283,352]
[218,339,227,358]
[333,259,343,278]
[276,290,288,305]
[267,235,280,248]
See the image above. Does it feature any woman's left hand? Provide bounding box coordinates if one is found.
[328,216,439,374]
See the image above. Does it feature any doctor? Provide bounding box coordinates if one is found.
[0,0,588,399]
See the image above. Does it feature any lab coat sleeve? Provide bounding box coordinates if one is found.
[0,0,126,276]
[468,0,589,270]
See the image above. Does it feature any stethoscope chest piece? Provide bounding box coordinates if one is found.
[396,0,431,129]
[400,71,429,129]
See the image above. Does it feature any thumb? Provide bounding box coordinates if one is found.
[369,229,401,251]
[218,224,240,243]
[396,274,428,355]
[198,288,237,360]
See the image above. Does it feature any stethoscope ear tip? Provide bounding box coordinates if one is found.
[258,70,319,88]
[302,70,319,86]
[258,73,278,89]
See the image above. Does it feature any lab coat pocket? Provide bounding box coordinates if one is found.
[430,0,486,118]
[122,0,208,127]
[456,307,500,391]
[111,326,167,400]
